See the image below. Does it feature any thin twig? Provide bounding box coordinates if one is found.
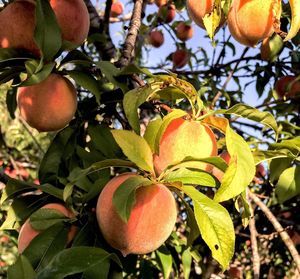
[247,189,260,279]
[248,191,300,274]
[117,0,144,67]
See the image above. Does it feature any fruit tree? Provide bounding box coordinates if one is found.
[0,0,300,278]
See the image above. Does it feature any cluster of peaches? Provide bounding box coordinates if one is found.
[16,109,266,257]
[0,0,90,132]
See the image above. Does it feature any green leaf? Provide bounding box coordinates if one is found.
[154,109,187,154]
[123,84,161,134]
[29,208,70,231]
[220,104,278,137]
[269,157,293,184]
[6,87,18,119]
[34,0,62,60]
[20,62,55,86]
[68,70,101,103]
[7,255,36,279]
[118,63,153,77]
[253,149,296,165]
[23,222,69,270]
[36,247,121,279]
[270,137,300,157]
[97,61,128,92]
[113,176,153,222]
[234,191,251,228]
[182,247,192,279]
[111,130,154,174]
[214,125,256,202]
[163,168,218,187]
[203,0,223,39]
[275,166,300,203]
[143,118,162,152]
[183,186,235,270]
[156,246,173,279]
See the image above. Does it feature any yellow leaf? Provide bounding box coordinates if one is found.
[284,0,300,41]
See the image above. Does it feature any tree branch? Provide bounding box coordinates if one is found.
[248,191,300,274]
[116,0,144,67]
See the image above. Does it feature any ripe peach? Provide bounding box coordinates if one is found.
[110,1,124,17]
[153,118,217,176]
[148,30,164,48]
[158,4,176,23]
[186,0,225,31]
[0,0,90,56]
[96,173,177,256]
[0,1,40,56]
[17,73,77,132]
[275,76,300,99]
[18,203,77,254]
[227,0,281,47]
[172,49,189,68]
[176,22,194,41]
[211,151,231,182]
[155,0,167,7]
[49,0,90,46]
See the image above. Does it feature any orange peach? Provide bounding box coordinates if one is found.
[110,1,124,17]
[18,203,77,254]
[153,118,218,176]
[148,30,164,48]
[227,0,281,47]
[176,22,194,41]
[17,73,77,132]
[275,76,300,99]
[155,0,167,7]
[186,0,225,31]
[96,173,177,256]
[211,151,231,182]
[172,49,190,68]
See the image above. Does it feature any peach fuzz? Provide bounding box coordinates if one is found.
[227,0,281,47]
[18,203,77,254]
[17,73,77,132]
[96,173,177,256]
[176,22,194,41]
[186,0,225,30]
[275,76,300,99]
[153,118,218,176]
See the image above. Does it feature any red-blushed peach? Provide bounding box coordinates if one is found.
[176,22,194,41]
[227,0,281,47]
[153,118,218,176]
[158,4,176,23]
[0,1,40,56]
[155,0,167,7]
[18,203,77,254]
[172,49,190,68]
[186,0,225,31]
[49,0,90,46]
[17,73,77,132]
[96,173,177,256]
[110,1,124,17]
[211,151,231,182]
[275,76,300,99]
[148,30,164,48]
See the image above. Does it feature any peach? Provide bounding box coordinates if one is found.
[155,0,167,7]
[148,30,164,48]
[176,22,194,41]
[275,76,300,99]
[0,0,90,56]
[153,118,218,176]
[0,1,40,56]
[227,0,281,47]
[110,1,124,17]
[18,203,77,254]
[172,49,190,68]
[211,151,231,182]
[96,173,177,256]
[158,4,176,23]
[186,0,225,31]
[17,73,77,132]
[49,0,90,46]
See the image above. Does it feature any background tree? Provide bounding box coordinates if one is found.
[0,0,300,278]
